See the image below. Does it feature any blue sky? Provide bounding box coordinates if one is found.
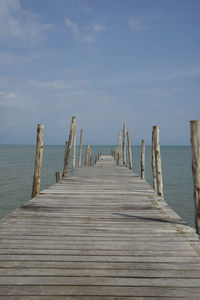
[0,0,199,145]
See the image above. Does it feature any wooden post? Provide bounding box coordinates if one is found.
[153,125,164,199]
[63,141,68,176]
[32,124,44,198]
[190,120,200,234]
[141,139,145,179]
[123,123,126,166]
[55,171,62,183]
[72,123,76,169]
[63,116,76,177]
[127,132,133,170]
[117,147,120,166]
[113,151,116,161]
[85,146,88,166]
[116,146,118,165]
[118,131,122,165]
[152,131,157,192]
[115,146,118,162]
[88,146,92,166]
[85,144,90,166]
[90,148,92,166]
[78,129,83,167]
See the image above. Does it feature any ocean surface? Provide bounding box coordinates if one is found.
[0,145,195,228]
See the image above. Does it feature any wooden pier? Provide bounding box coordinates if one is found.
[1,155,200,299]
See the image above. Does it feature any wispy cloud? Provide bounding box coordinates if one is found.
[64,17,106,43]
[160,67,200,80]
[64,67,90,76]
[82,36,96,43]
[136,66,200,83]
[128,14,162,32]
[0,0,53,45]
[0,91,25,108]
[0,51,40,65]
[128,16,147,32]
[5,92,18,99]
[93,24,106,33]
[65,18,79,36]
[137,88,184,97]
[29,79,91,90]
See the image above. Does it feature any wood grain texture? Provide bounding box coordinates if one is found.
[72,122,76,169]
[1,155,200,299]
[31,124,44,198]
[151,131,157,191]
[127,131,133,170]
[141,139,145,179]
[123,123,126,166]
[153,125,164,199]
[78,129,83,167]
[118,131,122,165]
[63,116,76,177]
[190,120,200,234]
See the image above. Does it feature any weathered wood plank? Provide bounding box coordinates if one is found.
[1,268,200,278]
[1,286,200,297]
[0,154,200,299]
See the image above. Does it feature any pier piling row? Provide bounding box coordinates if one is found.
[1,120,200,298]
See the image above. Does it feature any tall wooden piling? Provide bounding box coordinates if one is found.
[72,123,76,169]
[63,140,68,174]
[152,131,157,191]
[63,116,76,177]
[32,124,44,198]
[118,131,122,165]
[55,171,62,183]
[88,146,92,166]
[85,144,90,166]
[89,148,92,166]
[117,146,120,166]
[190,120,200,234]
[153,125,164,199]
[78,129,83,167]
[127,132,133,170]
[141,139,145,179]
[123,123,126,166]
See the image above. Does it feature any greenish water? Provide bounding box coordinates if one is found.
[0,145,194,228]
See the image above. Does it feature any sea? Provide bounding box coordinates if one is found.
[0,145,195,228]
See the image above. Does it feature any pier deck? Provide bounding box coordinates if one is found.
[1,155,200,299]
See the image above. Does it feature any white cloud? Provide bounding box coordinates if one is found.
[82,36,96,43]
[29,79,91,90]
[0,0,53,45]
[65,18,79,36]
[5,92,18,99]
[0,51,40,65]
[128,14,162,33]
[137,88,184,97]
[93,24,106,33]
[64,67,90,76]
[128,16,147,32]
[160,67,200,80]
[137,66,200,83]
[64,17,106,43]
[0,91,25,108]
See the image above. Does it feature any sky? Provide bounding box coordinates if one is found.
[0,0,199,145]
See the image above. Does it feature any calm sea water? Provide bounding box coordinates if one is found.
[0,145,194,228]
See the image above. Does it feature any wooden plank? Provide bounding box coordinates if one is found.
[1,276,200,287]
[0,296,190,300]
[1,286,200,297]
[1,255,200,263]
[1,261,200,270]
[1,154,200,299]
[1,268,200,278]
